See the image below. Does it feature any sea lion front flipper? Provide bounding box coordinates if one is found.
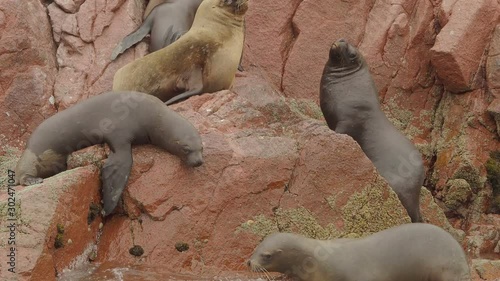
[110,12,155,61]
[101,144,133,216]
[164,67,204,105]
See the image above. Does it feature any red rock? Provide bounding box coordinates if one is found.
[2,0,500,278]
[0,166,101,281]
[437,0,458,27]
[242,0,301,88]
[282,0,375,100]
[55,0,85,14]
[430,0,499,93]
[472,259,500,281]
[487,25,500,96]
[0,0,57,147]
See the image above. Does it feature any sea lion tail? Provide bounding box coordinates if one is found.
[110,13,155,61]
[101,144,133,216]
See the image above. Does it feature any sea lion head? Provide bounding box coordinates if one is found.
[326,38,366,73]
[218,0,249,15]
[172,134,204,167]
[248,232,308,274]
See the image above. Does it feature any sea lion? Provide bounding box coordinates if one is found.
[320,39,425,223]
[15,91,203,216]
[248,223,471,281]
[110,0,203,61]
[112,0,248,105]
[144,0,168,19]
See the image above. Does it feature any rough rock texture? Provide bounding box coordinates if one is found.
[0,165,101,281]
[430,0,499,93]
[1,0,500,280]
[0,0,57,148]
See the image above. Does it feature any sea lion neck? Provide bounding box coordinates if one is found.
[322,62,367,84]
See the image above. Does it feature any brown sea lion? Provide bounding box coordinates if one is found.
[320,39,425,223]
[15,91,203,216]
[248,223,471,281]
[110,0,203,61]
[112,0,248,105]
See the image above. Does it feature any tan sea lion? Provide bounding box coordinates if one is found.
[112,0,248,105]
[15,91,203,216]
[248,223,471,281]
[110,0,203,61]
[320,39,425,223]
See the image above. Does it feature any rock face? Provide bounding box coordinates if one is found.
[1,0,500,280]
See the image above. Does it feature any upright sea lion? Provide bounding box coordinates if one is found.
[110,0,203,61]
[248,223,471,281]
[15,91,203,216]
[112,0,248,105]
[320,39,425,223]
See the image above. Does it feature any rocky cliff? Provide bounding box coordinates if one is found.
[0,0,499,280]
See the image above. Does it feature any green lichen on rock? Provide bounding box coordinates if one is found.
[443,179,472,210]
[452,165,484,193]
[485,151,500,212]
[87,202,101,224]
[341,179,410,237]
[54,223,65,249]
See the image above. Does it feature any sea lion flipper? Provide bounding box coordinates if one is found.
[166,29,187,46]
[101,144,133,216]
[165,68,204,105]
[110,13,155,61]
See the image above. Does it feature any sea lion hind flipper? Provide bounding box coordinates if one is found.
[101,145,133,216]
[167,30,187,46]
[165,67,204,105]
[22,176,43,186]
[110,13,155,61]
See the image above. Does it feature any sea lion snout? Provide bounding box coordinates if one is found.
[185,151,204,167]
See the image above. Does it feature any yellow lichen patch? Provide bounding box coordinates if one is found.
[274,207,340,240]
[238,208,341,240]
[237,214,278,237]
[288,99,325,121]
[341,177,410,237]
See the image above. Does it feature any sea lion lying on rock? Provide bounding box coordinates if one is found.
[15,91,203,215]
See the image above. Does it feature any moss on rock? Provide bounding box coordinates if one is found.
[443,179,472,210]
[341,179,410,237]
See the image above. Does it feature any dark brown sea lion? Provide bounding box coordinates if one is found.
[112,0,248,105]
[15,91,203,216]
[110,0,203,61]
[248,224,471,281]
[320,39,425,223]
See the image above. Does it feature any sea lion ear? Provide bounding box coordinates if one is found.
[275,249,283,255]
